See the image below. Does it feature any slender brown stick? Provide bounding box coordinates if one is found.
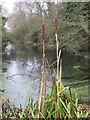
[49,60,57,68]
[38,12,46,118]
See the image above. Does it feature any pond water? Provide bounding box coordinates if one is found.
[1,45,89,108]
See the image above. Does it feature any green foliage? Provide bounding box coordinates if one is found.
[1,81,90,119]
[2,16,7,26]
[66,2,78,13]
[31,30,40,43]
[6,2,89,56]
[0,15,12,49]
[57,2,89,57]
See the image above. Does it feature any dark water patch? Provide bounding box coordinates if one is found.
[65,80,89,88]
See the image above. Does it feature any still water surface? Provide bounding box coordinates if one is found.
[1,45,89,107]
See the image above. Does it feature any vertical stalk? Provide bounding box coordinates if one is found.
[38,12,46,118]
[55,4,59,91]
[55,4,59,118]
[42,21,46,96]
[55,32,59,85]
[55,2,62,118]
[0,15,2,114]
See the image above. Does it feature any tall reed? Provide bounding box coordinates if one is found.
[38,12,46,118]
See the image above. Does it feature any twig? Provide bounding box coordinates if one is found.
[6,74,26,79]
[49,60,57,68]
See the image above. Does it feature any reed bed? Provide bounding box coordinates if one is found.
[1,79,90,119]
[1,53,90,119]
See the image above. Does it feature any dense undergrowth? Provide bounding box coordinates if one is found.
[1,81,90,119]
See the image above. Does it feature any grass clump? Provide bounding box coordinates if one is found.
[37,80,90,119]
[1,80,90,119]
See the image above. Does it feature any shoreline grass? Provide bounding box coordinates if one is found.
[1,80,90,119]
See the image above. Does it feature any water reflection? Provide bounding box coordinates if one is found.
[2,48,53,107]
[1,46,89,107]
[5,43,14,55]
